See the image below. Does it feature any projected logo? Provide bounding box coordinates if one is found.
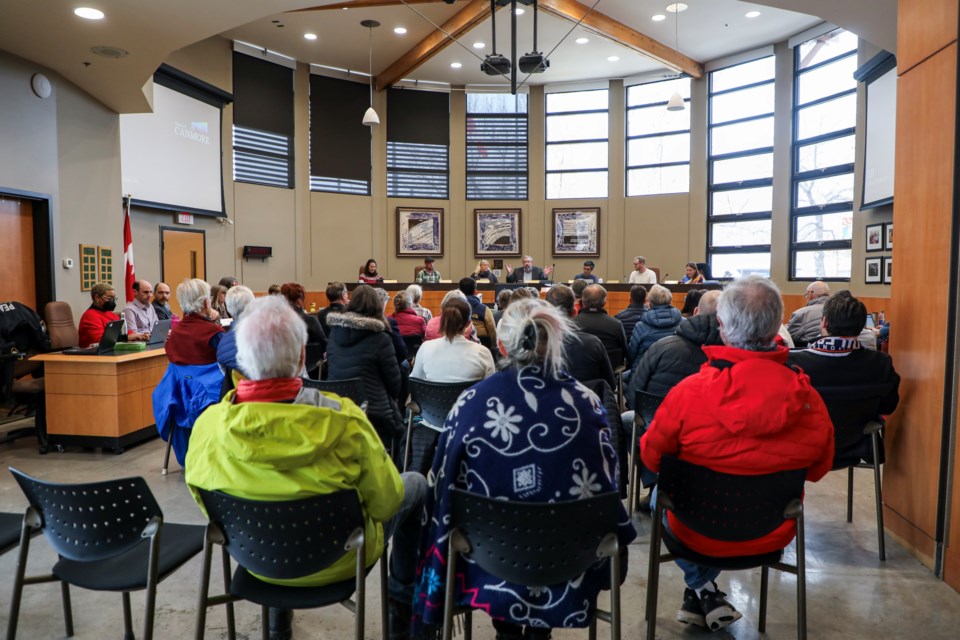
[174,121,211,144]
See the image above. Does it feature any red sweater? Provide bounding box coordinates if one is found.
[164,314,224,365]
[391,308,426,338]
[78,306,120,348]
[641,345,834,556]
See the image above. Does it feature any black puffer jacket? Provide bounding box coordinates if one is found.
[325,312,402,435]
[627,313,723,405]
[615,304,646,339]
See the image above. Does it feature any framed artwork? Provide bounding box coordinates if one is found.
[552,207,600,257]
[883,256,892,284]
[79,244,98,291]
[396,207,444,257]
[865,223,883,252]
[97,245,113,285]
[865,257,882,284]
[884,222,893,251]
[474,208,521,256]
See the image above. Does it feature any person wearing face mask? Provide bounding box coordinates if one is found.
[78,282,122,348]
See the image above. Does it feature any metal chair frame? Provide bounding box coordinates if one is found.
[628,390,664,518]
[403,379,474,472]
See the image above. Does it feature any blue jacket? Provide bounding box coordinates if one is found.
[216,330,240,374]
[153,363,224,466]
[628,304,682,368]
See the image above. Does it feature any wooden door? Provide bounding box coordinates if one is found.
[0,196,36,309]
[160,228,206,316]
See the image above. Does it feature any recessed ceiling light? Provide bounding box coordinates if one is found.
[515,7,525,15]
[451,62,462,69]
[304,33,318,40]
[652,14,666,22]
[473,41,486,49]
[665,3,688,13]
[394,26,407,34]
[74,7,104,20]
[576,37,589,44]
[745,10,761,18]
[607,56,620,62]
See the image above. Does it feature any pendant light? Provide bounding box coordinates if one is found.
[666,3,686,112]
[361,19,381,126]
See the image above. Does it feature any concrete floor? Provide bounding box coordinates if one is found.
[1,423,959,639]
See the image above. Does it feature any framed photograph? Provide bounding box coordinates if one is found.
[865,257,882,284]
[883,256,892,284]
[884,222,893,251]
[552,207,600,257]
[396,207,444,257]
[865,223,883,252]
[475,208,521,256]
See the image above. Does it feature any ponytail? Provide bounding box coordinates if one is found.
[441,298,471,341]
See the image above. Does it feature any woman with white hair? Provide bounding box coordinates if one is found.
[216,285,256,375]
[405,283,432,322]
[412,299,636,640]
[165,278,224,365]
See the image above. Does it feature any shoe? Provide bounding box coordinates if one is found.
[267,607,293,640]
[676,588,706,627]
[389,599,413,640]
[637,491,653,513]
[524,627,552,640]
[699,583,742,631]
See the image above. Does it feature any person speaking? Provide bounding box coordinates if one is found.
[470,259,499,284]
[505,255,553,283]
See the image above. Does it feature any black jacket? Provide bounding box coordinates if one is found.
[614,304,646,339]
[506,266,547,283]
[628,314,723,405]
[317,302,345,337]
[561,330,614,389]
[573,309,628,368]
[0,301,50,353]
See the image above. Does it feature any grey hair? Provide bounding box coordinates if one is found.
[497,298,572,379]
[405,283,423,303]
[634,255,646,263]
[648,284,672,306]
[225,285,255,319]
[440,289,467,308]
[717,275,783,351]
[522,255,533,261]
[177,278,211,315]
[696,290,721,315]
[375,287,390,308]
[236,295,307,380]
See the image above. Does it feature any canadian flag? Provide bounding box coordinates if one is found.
[123,198,136,304]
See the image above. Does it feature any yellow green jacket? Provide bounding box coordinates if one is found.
[185,387,404,587]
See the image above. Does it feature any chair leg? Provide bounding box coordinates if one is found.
[355,540,366,640]
[610,545,621,640]
[645,507,663,640]
[162,422,175,475]
[122,592,134,640]
[463,610,472,640]
[6,518,32,640]
[628,419,639,519]
[194,539,213,640]
[797,513,807,640]
[221,547,236,640]
[379,546,389,640]
[846,466,854,523]
[142,532,162,640]
[872,434,886,561]
[260,605,270,640]
[588,615,597,640]
[403,412,414,473]
[442,541,458,640]
[60,582,74,637]
[759,566,769,633]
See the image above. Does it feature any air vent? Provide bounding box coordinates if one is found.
[90,46,129,59]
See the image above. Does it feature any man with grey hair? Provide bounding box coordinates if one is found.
[216,285,256,375]
[640,275,834,632]
[574,284,628,368]
[786,280,830,347]
[185,295,426,640]
[505,255,553,283]
[405,283,432,322]
[628,255,657,284]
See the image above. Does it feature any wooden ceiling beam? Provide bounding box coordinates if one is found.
[538,0,704,79]
[293,0,456,12]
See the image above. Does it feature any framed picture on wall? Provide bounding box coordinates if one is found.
[396,207,444,257]
[884,222,893,251]
[865,223,883,252]
[883,256,892,284]
[475,208,521,256]
[552,207,600,257]
[865,257,882,284]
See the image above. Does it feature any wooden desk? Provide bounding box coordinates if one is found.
[31,349,168,452]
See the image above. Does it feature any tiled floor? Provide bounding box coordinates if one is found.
[1,421,959,639]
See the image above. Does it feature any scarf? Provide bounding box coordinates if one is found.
[235,377,303,403]
[808,336,859,353]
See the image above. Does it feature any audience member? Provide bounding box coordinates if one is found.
[391,291,427,338]
[641,275,834,632]
[411,298,494,383]
[267,284,282,295]
[787,281,830,347]
[211,284,230,320]
[425,290,477,342]
[359,258,384,284]
[493,288,513,325]
[545,284,614,388]
[151,282,177,321]
[216,285,255,375]
[165,278,224,365]
[405,284,433,323]
[571,278,589,315]
[680,262,704,284]
[458,277,497,347]
[679,289,704,318]
[280,282,327,359]
[185,295,425,640]
[628,284,682,367]
[616,284,647,338]
[218,276,238,290]
[318,281,348,336]
[375,287,409,365]
[415,256,442,283]
[122,280,157,340]
[628,256,657,284]
[574,259,600,283]
[470,258,499,284]
[505,255,553,283]
[78,282,121,348]
[413,298,636,639]
[575,284,628,368]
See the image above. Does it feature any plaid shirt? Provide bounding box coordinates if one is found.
[416,269,442,284]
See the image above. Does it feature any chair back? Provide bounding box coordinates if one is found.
[449,488,620,585]
[414,265,425,280]
[44,302,79,350]
[305,342,324,373]
[607,347,625,370]
[634,390,665,427]
[302,377,367,408]
[813,384,892,449]
[402,334,423,359]
[408,378,474,428]
[9,468,162,562]
[196,488,363,580]
[657,456,806,542]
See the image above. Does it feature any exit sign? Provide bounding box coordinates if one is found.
[177,212,194,225]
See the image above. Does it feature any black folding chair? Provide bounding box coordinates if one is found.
[646,456,808,640]
[629,390,664,518]
[305,342,324,380]
[302,377,367,409]
[607,348,626,412]
[194,488,387,640]
[813,383,894,561]
[443,489,623,640]
[0,511,23,557]
[404,379,474,472]
[6,469,205,640]
[402,334,423,361]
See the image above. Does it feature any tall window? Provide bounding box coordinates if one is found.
[387,89,450,199]
[790,29,858,279]
[309,74,371,195]
[231,52,294,188]
[466,93,528,200]
[626,79,691,196]
[545,88,608,199]
[707,56,776,278]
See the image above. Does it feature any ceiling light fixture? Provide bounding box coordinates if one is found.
[304,33,318,40]
[394,26,407,34]
[665,3,688,13]
[451,62,463,69]
[607,56,620,62]
[745,10,761,18]
[667,4,685,112]
[515,7,525,15]
[473,41,486,49]
[74,7,104,20]
[576,37,589,44]
[652,14,666,22]
[361,20,380,127]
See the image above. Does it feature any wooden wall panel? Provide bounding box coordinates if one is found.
[885,43,957,554]
[898,0,958,75]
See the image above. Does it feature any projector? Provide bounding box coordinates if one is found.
[482,54,511,76]
[519,52,549,74]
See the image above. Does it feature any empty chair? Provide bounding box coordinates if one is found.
[646,456,808,640]
[401,334,423,360]
[194,488,387,640]
[301,377,367,408]
[6,469,204,640]
[43,301,79,351]
[403,378,473,472]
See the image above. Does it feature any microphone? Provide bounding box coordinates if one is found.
[662,273,670,282]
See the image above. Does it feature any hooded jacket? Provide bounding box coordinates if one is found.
[629,314,724,402]
[628,304,683,367]
[786,295,827,347]
[641,345,834,557]
[185,387,404,586]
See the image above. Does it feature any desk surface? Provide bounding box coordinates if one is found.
[32,348,168,364]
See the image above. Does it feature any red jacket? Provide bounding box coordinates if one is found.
[641,344,834,557]
[391,308,426,338]
[78,306,120,348]
[165,313,224,365]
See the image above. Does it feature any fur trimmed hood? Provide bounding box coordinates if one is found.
[327,311,387,332]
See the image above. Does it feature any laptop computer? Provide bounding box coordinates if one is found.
[62,320,124,356]
[146,319,172,346]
